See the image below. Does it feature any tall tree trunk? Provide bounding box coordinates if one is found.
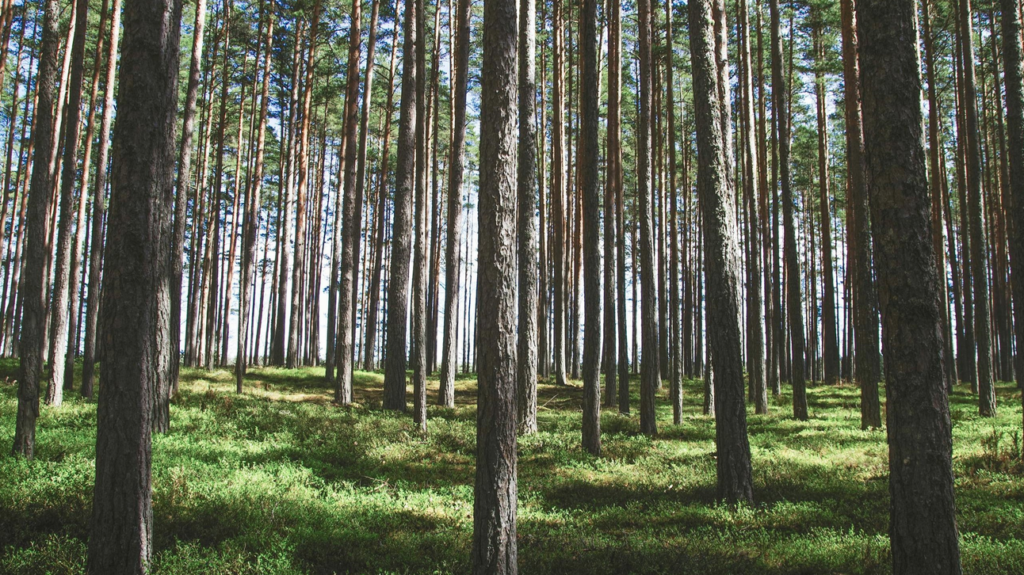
[958,0,996,416]
[840,0,881,428]
[86,0,182,570]
[63,0,110,392]
[690,0,755,505]
[44,0,89,405]
[471,0,518,566]
[923,0,958,390]
[771,0,806,420]
[411,0,428,431]
[334,0,363,404]
[612,0,630,414]
[518,0,539,434]
[604,0,620,409]
[1002,0,1024,448]
[551,0,568,387]
[580,0,601,455]
[440,0,469,404]
[237,1,274,393]
[857,1,963,572]
[739,0,766,414]
[637,0,660,435]
[813,20,839,386]
[82,0,122,399]
[383,0,417,412]
[12,0,59,458]
[288,1,321,368]
[365,23,399,372]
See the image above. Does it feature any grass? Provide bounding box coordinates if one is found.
[0,358,1022,574]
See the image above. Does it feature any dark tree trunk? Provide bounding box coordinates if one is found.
[637,0,660,436]
[12,0,59,458]
[551,0,568,388]
[580,0,601,455]
[86,0,182,570]
[603,0,620,410]
[739,0,766,414]
[690,0,755,505]
[958,0,996,416]
[440,0,469,404]
[840,0,881,428]
[237,1,274,394]
[813,21,839,387]
[1001,0,1024,449]
[45,0,89,403]
[518,0,538,434]
[383,0,418,412]
[470,0,519,568]
[411,0,428,432]
[612,0,630,415]
[334,0,363,405]
[770,0,806,420]
[82,0,122,399]
[857,1,963,573]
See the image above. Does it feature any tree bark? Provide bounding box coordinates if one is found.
[517,0,539,434]
[638,0,660,436]
[1002,0,1024,453]
[471,0,519,569]
[958,0,996,416]
[770,0,806,420]
[86,0,182,570]
[237,1,274,393]
[45,0,89,405]
[384,0,418,412]
[333,0,363,404]
[13,0,60,457]
[580,0,601,455]
[840,0,881,428]
[690,0,755,505]
[857,1,963,572]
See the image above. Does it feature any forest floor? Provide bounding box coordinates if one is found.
[0,359,1022,574]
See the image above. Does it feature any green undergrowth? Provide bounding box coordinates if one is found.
[0,358,1021,574]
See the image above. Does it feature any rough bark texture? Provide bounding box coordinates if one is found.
[470,0,518,569]
[440,0,469,406]
[383,0,417,412]
[238,3,274,394]
[603,0,620,410]
[411,0,428,432]
[814,24,839,387]
[770,0,806,420]
[12,0,59,458]
[46,0,89,404]
[1003,0,1024,410]
[637,0,660,436]
[86,0,182,570]
[580,0,601,456]
[958,0,996,416]
[840,0,881,429]
[173,0,207,394]
[689,0,754,505]
[517,0,538,435]
[611,0,629,415]
[739,0,766,415]
[82,0,122,399]
[335,0,363,405]
[551,0,568,388]
[857,1,963,573]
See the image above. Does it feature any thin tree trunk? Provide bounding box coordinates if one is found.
[12,0,59,458]
[771,0,806,420]
[958,0,996,416]
[518,0,539,434]
[44,0,89,405]
[383,0,418,412]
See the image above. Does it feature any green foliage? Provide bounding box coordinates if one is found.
[0,359,1022,574]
